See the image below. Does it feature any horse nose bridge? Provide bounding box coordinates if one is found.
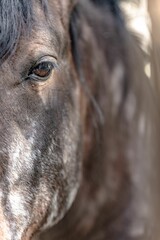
[0,115,12,159]
[0,116,7,134]
[0,105,11,135]
[0,203,13,240]
[0,189,32,240]
[0,221,25,240]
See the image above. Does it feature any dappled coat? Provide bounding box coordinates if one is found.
[0,1,160,240]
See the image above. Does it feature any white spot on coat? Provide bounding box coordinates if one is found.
[8,192,28,217]
[41,191,59,230]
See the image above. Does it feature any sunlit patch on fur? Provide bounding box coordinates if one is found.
[110,62,125,114]
[8,123,36,184]
[8,192,28,218]
[139,114,146,135]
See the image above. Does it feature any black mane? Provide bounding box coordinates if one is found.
[0,0,47,62]
[70,0,125,124]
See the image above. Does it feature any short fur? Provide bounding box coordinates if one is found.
[0,1,160,240]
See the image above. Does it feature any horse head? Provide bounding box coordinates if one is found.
[0,0,85,239]
[1,1,160,240]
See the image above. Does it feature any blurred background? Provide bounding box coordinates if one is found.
[120,0,160,94]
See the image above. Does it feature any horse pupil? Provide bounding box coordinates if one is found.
[33,62,51,77]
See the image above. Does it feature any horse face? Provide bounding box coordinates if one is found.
[0,1,84,239]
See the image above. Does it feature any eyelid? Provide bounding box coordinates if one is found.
[31,55,58,69]
[36,54,57,63]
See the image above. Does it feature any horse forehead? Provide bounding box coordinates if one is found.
[0,0,65,67]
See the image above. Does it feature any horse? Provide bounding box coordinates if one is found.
[0,0,160,240]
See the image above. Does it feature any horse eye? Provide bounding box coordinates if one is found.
[29,61,54,80]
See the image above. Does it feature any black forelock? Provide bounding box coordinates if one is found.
[0,0,48,63]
